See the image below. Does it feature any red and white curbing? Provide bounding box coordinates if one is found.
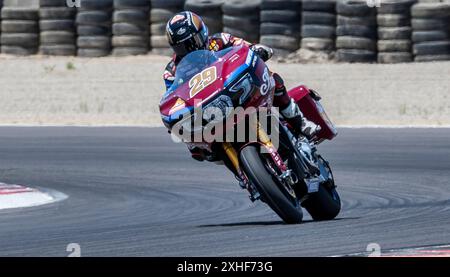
[0,183,35,195]
[379,245,450,257]
[0,182,65,210]
[342,245,450,257]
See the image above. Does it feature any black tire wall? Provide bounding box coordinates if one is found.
[0,0,449,62]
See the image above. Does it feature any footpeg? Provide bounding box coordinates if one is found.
[280,169,298,187]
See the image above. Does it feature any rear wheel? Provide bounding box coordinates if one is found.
[240,145,303,224]
[302,157,341,220]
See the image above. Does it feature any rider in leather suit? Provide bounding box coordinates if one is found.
[163,11,320,162]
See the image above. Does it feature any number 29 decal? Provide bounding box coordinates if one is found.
[189,66,217,97]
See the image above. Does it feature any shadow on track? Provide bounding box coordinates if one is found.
[197,217,360,228]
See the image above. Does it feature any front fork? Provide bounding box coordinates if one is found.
[222,142,261,201]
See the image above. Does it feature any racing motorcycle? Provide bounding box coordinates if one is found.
[159,45,340,224]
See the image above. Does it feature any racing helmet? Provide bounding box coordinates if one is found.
[166,11,209,57]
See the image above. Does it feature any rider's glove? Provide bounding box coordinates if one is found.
[189,147,205,162]
[189,147,219,162]
[251,44,274,62]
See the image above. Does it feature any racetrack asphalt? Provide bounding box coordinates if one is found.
[0,127,449,257]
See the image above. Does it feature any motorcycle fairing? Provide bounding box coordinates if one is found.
[288,86,338,142]
[160,46,260,126]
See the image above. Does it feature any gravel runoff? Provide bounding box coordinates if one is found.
[0,54,449,126]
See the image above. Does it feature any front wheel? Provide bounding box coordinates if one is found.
[302,157,341,220]
[240,145,303,224]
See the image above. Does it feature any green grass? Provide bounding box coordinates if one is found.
[66,62,76,70]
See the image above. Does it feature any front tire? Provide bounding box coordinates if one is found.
[240,145,303,224]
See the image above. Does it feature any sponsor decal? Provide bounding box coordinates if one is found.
[252,55,258,67]
[245,50,253,66]
[186,12,193,27]
[177,27,187,35]
[229,54,240,63]
[209,40,219,51]
[169,98,186,115]
[260,67,271,96]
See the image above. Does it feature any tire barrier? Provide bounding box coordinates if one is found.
[0,0,2,52]
[376,0,415,63]
[336,0,377,63]
[112,0,150,56]
[411,1,450,62]
[149,0,184,56]
[260,0,301,57]
[0,0,449,64]
[1,7,39,55]
[38,0,76,56]
[222,0,261,44]
[76,0,112,57]
[299,0,336,61]
[185,0,224,35]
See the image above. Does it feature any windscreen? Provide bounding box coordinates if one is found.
[165,47,235,96]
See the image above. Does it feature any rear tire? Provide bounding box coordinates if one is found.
[240,145,303,224]
[303,157,341,220]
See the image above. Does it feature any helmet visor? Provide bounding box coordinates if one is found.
[172,30,208,57]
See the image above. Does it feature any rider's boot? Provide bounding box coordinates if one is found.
[280,99,321,139]
[273,73,321,139]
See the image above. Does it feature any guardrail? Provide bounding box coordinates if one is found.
[0,0,449,63]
